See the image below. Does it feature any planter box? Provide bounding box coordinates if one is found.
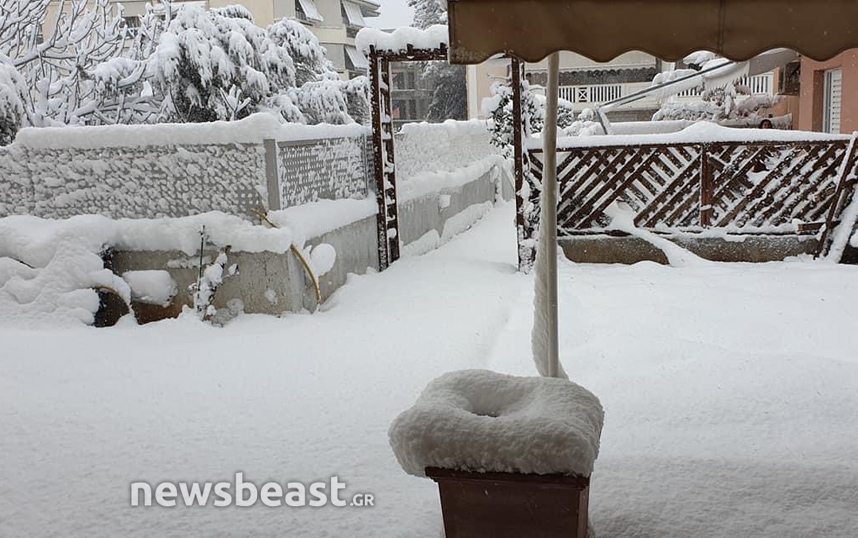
[425,466,590,538]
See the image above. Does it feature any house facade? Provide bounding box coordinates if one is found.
[796,51,858,134]
[467,51,668,122]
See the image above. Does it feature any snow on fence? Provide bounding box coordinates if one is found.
[275,136,373,208]
[0,115,372,220]
[0,114,501,227]
[394,120,498,184]
[525,123,858,238]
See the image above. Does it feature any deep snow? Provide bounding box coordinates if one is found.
[1,203,858,537]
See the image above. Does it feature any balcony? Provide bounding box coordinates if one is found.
[558,82,659,112]
[675,73,775,99]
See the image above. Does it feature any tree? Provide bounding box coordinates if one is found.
[148,5,370,125]
[148,5,297,123]
[652,53,780,124]
[485,79,575,158]
[0,0,369,140]
[0,54,25,145]
[653,83,779,123]
[406,0,466,121]
[0,0,156,127]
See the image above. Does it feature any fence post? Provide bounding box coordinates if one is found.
[369,48,390,271]
[511,56,533,271]
[699,143,713,227]
[263,138,281,211]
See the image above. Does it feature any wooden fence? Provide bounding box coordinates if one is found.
[525,139,858,243]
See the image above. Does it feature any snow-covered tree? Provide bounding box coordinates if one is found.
[0,0,161,127]
[268,18,336,87]
[148,5,297,123]
[485,80,575,158]
[652,53,780,124]
[0,0,367,135]
[148,6,368,125]
[653,83,779,123]
[0,54,25,145]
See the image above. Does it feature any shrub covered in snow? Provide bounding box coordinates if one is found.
[0,55,25,145]
[141,5,369,125]
[484,81,575,158]
[149,6,298,123]
[389,369,604,476]
[654,85,779,124]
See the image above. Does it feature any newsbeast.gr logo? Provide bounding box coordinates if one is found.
[130,473,374,508]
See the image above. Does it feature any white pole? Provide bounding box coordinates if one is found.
[542,52,560,378]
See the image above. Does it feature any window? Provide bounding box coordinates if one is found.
[122,16,140,38]
[342,1,366,27]
[345,46,369,71]
[823,68,842,134]
[392,99,418,121]
[295,0,324,23]
[778,61,801,96]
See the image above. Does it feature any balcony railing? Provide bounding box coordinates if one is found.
[557,82,659,111]
[676,73,775,98]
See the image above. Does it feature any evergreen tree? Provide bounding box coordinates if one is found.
[0,55,25,145]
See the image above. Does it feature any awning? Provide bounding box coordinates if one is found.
[447,0,858,64]
[296,0,324,23]
[343,1,366,27]
[345,46,369,70]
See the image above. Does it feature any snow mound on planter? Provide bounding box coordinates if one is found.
[122,270,177,306]
[389,369,604,477]
[0,240,130,326]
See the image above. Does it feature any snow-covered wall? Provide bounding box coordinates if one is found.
[277,136,371,207]
[0,142,268,219]
[394,120,499,184]
[0,117,502,235]
[0,115,373,219]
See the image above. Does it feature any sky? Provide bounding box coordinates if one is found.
[366,0,414,29]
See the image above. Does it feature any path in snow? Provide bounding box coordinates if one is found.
[2,202,858,537]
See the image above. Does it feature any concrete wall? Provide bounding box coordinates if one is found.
[112,165,510,318]
[559,234,839,265]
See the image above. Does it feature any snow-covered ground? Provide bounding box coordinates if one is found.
[2,203,857,537]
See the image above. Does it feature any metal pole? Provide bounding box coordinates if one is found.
[543,52,560,378]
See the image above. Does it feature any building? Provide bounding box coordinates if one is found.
[797,51,858,134]
[206,0,378,80]
[467,51,668,122]
[389,62,434,129]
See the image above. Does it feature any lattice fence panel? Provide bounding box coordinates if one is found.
[527,138,858,238]
[277,136,371,207]
[707,141,851,229]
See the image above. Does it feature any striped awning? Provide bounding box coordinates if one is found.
[447,0,858,64]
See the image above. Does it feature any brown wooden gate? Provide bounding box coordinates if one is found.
[368,44,448,270]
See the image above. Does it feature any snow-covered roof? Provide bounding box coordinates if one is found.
[356,25,448,55]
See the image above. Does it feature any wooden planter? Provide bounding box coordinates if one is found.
[425,467,590,538]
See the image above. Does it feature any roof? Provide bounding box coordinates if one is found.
[447,0,858,64]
